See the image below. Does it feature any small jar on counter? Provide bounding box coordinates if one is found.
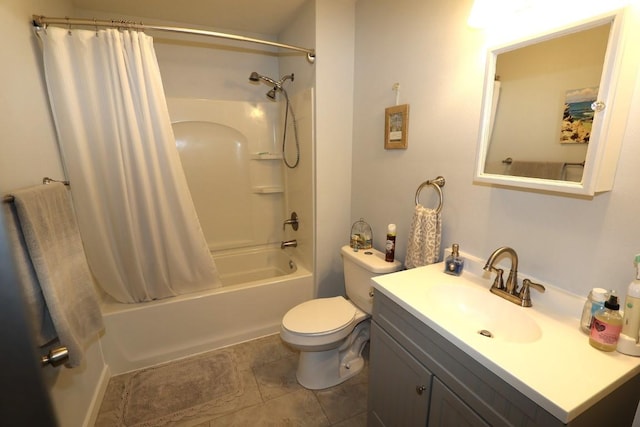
[444,243,464,276]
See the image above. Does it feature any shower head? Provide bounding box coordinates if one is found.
[266,88,277,101]
[248,72,278,87]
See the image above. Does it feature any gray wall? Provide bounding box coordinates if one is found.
[352,0,640,299]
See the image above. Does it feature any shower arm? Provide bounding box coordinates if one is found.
[250,73,294,90]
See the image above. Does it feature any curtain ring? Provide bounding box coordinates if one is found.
[65,16,71,35]
[94,18,99,36]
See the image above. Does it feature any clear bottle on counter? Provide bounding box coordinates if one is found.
[580,287,609,334]
[589,294,623,352]
[617,254,640,356]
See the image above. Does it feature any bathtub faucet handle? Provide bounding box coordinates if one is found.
[283,212,299,231]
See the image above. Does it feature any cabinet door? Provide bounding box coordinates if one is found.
[368,322,432,427]
[428,378,489,427]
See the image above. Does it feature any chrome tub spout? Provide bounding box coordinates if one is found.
[281,239,298,249]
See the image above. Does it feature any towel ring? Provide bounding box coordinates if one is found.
[414,176,445,214]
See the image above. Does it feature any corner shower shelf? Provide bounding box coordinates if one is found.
[252,186,284,194]
[251,152,283,160]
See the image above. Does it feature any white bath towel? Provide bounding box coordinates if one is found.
[405,204,442,269]
[2,203,57,347]
[12,183,104,367]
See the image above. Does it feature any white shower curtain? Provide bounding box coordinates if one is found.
[38,26,221,303]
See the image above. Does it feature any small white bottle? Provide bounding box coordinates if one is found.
[617,254,640,356]
[580,288,609,334]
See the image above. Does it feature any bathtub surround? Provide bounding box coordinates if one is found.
[168,98,287,252]
[38,26,220,303]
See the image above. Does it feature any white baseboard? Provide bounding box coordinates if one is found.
[83,364,111,427]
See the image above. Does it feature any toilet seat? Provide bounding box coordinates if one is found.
[282,296,356,336]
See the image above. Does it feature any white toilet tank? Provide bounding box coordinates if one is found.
[340,245,402,314]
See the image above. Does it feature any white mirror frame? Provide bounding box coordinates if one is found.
[474,8,634,196]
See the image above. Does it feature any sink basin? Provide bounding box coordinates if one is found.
[422,282,542,343]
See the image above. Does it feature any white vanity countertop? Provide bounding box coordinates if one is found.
[371,254,640,423]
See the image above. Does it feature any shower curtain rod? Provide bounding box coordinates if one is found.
[32,15,316,63]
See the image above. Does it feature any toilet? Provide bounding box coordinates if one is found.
[280,245,401,389]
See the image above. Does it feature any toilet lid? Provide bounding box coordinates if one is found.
[282,296,356,335]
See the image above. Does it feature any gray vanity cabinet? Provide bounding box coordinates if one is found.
[368,291,640,427]
[368,321,432,426]
[428,378,490,427]
[369,321,488,427]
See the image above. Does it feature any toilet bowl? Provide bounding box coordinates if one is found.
[280,245,401,389]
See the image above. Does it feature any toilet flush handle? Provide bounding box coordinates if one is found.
[369,288,374,298]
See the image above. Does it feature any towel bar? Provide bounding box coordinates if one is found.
[414,176,445,214]
[502,157,585,168]
[3,177,70,203]
[42,177,70,186]
[41,346,69,367]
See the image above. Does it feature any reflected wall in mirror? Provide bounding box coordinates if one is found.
[485,23,610,183]
[474,9,633,196]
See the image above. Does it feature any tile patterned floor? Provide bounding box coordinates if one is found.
[94,334,368,426]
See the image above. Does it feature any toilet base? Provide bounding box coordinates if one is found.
[295,320,370,390]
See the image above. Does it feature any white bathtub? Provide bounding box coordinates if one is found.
[99,246,314,375]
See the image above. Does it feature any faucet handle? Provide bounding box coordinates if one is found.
[489,267,504,290]
[283,212,299,230]
[519,278,545,307]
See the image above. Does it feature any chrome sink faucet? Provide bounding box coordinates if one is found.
[484,246,519,294]
[483,246,545,307]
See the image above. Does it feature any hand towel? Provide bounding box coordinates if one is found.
[405,204,442,269]
[509,161,565,180]
[12,183,104,367]
[2,203,57,347]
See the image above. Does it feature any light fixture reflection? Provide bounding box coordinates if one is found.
[249,106,265,120]
[468,0,631,30]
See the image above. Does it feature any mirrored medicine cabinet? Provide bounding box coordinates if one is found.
[473,8,634,196]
